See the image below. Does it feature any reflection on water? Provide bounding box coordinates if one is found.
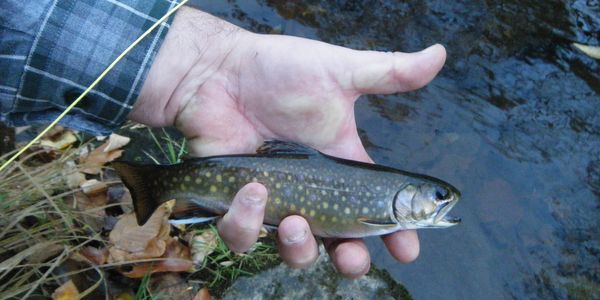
[192,1,599,298]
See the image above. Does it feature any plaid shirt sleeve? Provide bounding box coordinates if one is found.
[0,0,180,136]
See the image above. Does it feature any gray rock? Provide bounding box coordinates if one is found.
[221,246,411,300]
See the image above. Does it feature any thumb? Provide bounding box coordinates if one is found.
[347,44,446,95]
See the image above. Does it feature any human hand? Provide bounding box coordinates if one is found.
[130,7,446,278]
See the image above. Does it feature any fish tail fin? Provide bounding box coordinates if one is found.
[112,161,162,226]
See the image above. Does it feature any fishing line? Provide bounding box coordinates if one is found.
[0,0,189,173]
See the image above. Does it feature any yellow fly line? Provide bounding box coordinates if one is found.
[0,0,189,173]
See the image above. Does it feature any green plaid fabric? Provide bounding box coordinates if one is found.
[0,0,180,135]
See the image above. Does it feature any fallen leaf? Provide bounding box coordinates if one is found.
[219,260,234,267]
[40,130,77,150]
[52,280,80,300]
[80,145,123,174]
[149,274,195,299]
[121,238,194,278]
[103,133,131,153]
[80,246,108,265]
[80,134,130,174]
[108,200,174,262]
[80,179,108,196]
[193,288,212,300]
[190,230,218,265]
[573,43,600,59]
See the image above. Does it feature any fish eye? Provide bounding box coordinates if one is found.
[434,186,450,201]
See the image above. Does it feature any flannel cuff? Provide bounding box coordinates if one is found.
[0,0,180,136]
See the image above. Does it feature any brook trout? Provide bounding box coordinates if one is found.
[113,141,460,238]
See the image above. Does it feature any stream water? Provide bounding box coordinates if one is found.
[189,1,599,299]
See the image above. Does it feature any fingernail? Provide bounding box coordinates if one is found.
[242,193,265,207]
[283,228,307,245]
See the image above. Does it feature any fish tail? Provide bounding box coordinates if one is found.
[112,161,162,226]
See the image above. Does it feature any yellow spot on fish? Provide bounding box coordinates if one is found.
[362,207,370,214]
[275,183,281,189]
[184,175,191,182]
[300,208,306,215]
[334,190,339,196]
[287,175,292,180]
[340,178,345,183]
[275,197,282,204]
[332,216,338,223]
[290,204,296,210]
[205,172,211,178]
[252,177,258,182]
[223,186,230,193]
[341,196,347,202]
[344,207,351,214]
[195,178,202,184]
[321,190,327,196]
[309,210,316,217]
[263,171,269,177]
[298,185,303,191]
[180,183,187,191]
[300,196,305,202]
[322,202,329,209]
[210,185,217,193]
[320,215,326,222]
[229,176,235,183]
[216,174,222,182]
[366,192,371,197]
[333,204,339,210]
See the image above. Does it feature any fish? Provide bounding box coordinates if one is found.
[112,140,461,238]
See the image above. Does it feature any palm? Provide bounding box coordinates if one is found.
[173,33,446,277]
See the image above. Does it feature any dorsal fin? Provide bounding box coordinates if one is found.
[256,140,319,156]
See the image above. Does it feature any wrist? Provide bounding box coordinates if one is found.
[129,6,249,127]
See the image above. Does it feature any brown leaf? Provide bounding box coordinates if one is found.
[193,288,212,300]
[80,246,108,265]
[104,133,131,153]
[52,280,80,300]
[121,238,194,278]
[190,230,218,265]
[80,179,108,196]
[108,200,174,262]
[149,274,195,299]
[80,133,130,175]
[40,130,77,150]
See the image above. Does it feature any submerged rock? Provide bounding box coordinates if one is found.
[221,245,411,300]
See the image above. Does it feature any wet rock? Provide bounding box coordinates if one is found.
[221,246,410,300]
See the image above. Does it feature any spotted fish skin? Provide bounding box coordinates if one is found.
[113,141,460,238]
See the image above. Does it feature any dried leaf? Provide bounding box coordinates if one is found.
[52,280,80,300]
[108,200,174,262]
[219,260,234,267]
[121,238,194,278]
[40,130,77,150]
[191,230,218,265]
[573,43,600,59]
[103,133,130,153]
[80,179,108,196]
[193,288,212,300]
[149,274,195,299]
[81,144,123,174]
[80,134,130,174]
[80,246,108,265]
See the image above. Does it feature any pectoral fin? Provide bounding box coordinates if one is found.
[357,217,398,227]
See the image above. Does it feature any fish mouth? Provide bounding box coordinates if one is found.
[433,198,461,226]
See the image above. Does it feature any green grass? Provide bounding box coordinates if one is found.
[190,225,280,296]
[145,128,187,164]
